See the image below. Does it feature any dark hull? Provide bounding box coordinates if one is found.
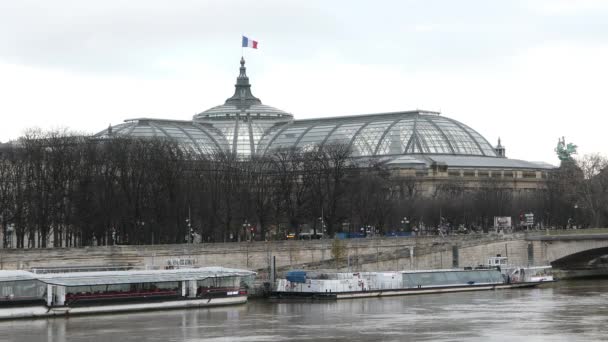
[0,295,248,320]
[270,281,548,300]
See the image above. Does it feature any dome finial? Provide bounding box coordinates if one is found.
[224,57,261,108]
[238,57,248,79]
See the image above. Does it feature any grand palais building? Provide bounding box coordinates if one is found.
[95,58,553,194]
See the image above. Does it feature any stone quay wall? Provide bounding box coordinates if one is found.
[0,234,535,275]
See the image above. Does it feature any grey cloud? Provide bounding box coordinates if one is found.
[0,0,342,75]
[1,0,606,76]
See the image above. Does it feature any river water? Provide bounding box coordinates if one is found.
[1,279,608,342]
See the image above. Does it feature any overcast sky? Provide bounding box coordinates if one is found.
[1,0,606,164]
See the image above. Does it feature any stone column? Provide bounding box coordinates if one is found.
[181,281,187,297]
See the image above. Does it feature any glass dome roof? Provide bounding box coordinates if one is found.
[96,58,497,159]
[259,111,497,157]
[193,57,292,122]
[189,57,292,158]
[93,119,226,155]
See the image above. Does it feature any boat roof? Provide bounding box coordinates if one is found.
[307,269,501,278]
[0,270,38,282]
[399,268,500,274]
[521,266,552,270]
[0,267,255,287]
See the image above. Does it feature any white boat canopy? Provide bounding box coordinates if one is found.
[0,267,255,287]
[0,270,39,282]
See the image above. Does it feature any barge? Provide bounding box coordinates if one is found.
[271,265,553,300]
[0,267,255,319]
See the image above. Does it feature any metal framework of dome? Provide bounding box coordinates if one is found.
[94,58,552,170]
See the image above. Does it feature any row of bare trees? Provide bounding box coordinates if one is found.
[0,129,606,248]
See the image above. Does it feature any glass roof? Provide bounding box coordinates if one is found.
[96,111,497,159]
[192,58,292,122]
[95,59,497,159]
[257,112,497,158]
[94,119,226,155]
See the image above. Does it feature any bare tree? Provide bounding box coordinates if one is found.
[303,143,353,237]
[269,148,310,237]
[576,154,608,227]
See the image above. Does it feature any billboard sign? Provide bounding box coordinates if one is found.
[525,213,534,225]
[494,216,512,229]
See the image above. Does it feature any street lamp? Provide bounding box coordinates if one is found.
[401,217,409,233]
[185,218,194,243]
[317,217,326,239]
[573,204,579,229]
[243,220,252,242]
[111,227,116,245]
[136,220,145,245]
[6,223,14,248]
[186,205,194,243]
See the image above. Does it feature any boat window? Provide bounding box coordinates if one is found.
[0,280,46,301]
[404,270,504,287]
[66,281,180,296]
[444,272,461,283]
[197,276,241,289]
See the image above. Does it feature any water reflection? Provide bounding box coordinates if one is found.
[1,280,608,341]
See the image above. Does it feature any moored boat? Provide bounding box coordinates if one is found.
[483,255,555,283]
[0,267,255,320]
[271,264,554,300]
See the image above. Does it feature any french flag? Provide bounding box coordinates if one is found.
[242,36,258,49]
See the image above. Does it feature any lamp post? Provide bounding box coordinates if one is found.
[135,220,145,245]
[573,204,579,229]
[318,206,326,239]
[317,216,326,239]
[185,218,194,243]
[243,220,252,242]
[401,217,409,233]
[185,205,194,243]
[5,222,14,249]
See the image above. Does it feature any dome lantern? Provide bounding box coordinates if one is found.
[224,57,262,109]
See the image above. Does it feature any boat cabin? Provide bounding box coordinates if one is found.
[0,267,255,307]
[0,271,46,307]
[487,255,509,269]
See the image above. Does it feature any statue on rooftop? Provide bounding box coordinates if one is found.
[555,136,577,161]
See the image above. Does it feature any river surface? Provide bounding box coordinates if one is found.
[1,279,608,342]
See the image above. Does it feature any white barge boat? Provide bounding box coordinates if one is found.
[272,264,554,300]
[484,256,554,283]
[0,267,255,320]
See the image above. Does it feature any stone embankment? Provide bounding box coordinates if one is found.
[3,229,607,296]
[0,234,532,274]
